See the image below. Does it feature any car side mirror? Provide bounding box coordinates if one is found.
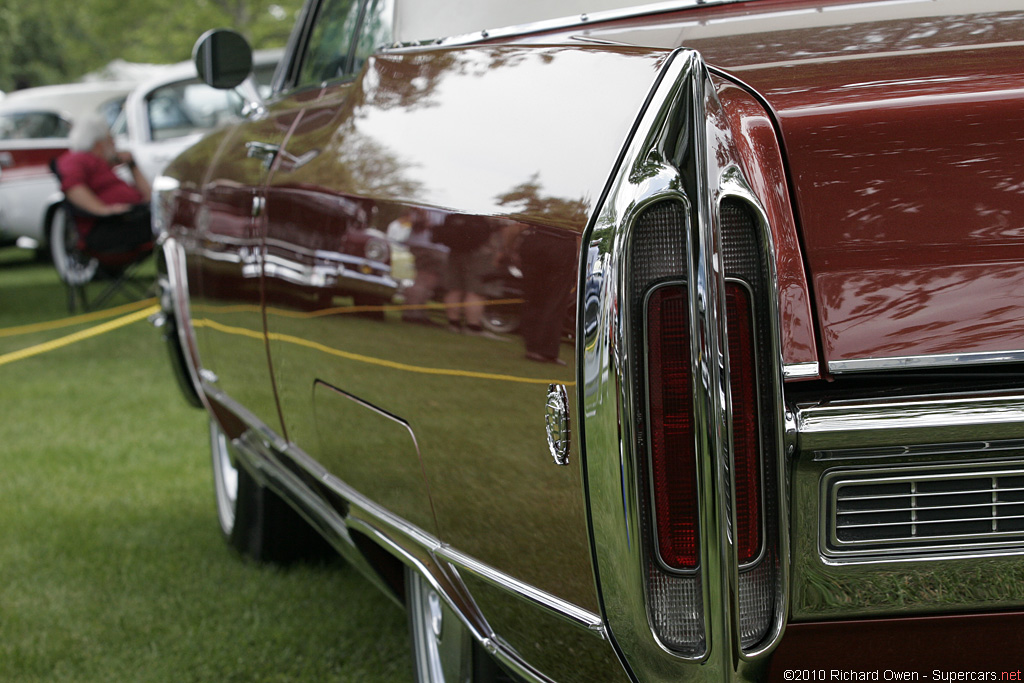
[193,29,254,90]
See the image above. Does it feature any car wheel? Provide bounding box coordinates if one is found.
[408,570,473,682]
[211,419,240,539]
[407,570,513,683]
[49,207,97,285]
[209,419,334,564]
[481,302,520,335]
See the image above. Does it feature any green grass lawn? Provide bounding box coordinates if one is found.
[0,248,411,682]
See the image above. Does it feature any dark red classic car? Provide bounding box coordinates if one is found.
[154,0,1024,680]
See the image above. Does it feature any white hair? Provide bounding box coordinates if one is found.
[68,115,111,152]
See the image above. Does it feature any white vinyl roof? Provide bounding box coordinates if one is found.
[0,82,134,118]
[393,0,661,42]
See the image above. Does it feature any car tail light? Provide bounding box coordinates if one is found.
[727,283,762,565]
[646,285,699,570]
[630,201,705,656]
[586,54,789,672]
[647,282,762,571]
[629,198,779,656]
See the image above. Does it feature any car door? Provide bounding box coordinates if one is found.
[187,74,318,437]
[256,0,446,533]
[261,10,670,622]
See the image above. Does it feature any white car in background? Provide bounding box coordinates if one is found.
[0,82,133,248]
[112,51,281,183]
[46,54,282,280]
[0,52,280,278]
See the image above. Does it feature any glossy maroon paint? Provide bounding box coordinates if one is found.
[532,0,1024,368]
[164,44,675,630]
[758,44,1024,365]
[768,611,1024,676]
[259,45,670,613]
[716,79,819,373]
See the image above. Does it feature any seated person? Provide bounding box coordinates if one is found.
[56,115,152,253]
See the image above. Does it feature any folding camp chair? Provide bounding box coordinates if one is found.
[49,160,154,313]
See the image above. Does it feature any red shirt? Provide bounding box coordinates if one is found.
[57,151,143,206]
[56,151,144,241]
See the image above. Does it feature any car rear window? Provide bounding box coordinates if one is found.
[0,111,70,140]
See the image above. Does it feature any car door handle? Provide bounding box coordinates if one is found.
[245,143,318,172]
[245,141,279,169]
[276,149,319,172]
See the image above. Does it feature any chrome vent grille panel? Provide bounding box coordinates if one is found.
[823,463,1024,559]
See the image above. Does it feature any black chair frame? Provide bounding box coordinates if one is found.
[48,159,154,313]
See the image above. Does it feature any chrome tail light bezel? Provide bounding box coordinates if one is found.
[579,48,789,680]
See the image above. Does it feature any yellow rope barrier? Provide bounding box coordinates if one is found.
[0,297,158,338]
[195,317,574,386]
[0,305,160,368]
[0,300,566,387]
[192,298,526,320]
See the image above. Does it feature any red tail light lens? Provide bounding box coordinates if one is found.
[726,284,762,564]
[647,283,762,570]
[646,285,699,570]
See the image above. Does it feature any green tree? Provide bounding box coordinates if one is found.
[0,0,304,91]
[0,0,81,90]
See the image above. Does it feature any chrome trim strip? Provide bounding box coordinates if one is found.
[232,428,404,606]
[199,383,604,683]
[795,391,1024,454]
[829,350,1024,374]
[435,546,606,634]
[162,236,212,413]
[783,362,820,380]
[313,454,604,637]
[390,0,752,49]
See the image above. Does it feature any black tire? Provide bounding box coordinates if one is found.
[210,419,334,564]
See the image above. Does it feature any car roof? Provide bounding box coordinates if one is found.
[0,82,134,118]
[392,0,747,43]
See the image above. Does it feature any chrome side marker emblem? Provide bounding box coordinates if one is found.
[546,384,570,466]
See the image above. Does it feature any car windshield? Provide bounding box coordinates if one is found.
[252,61,278,99]
[0,111,71,140]
[146,78,245,142]
[98,97,126,128]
